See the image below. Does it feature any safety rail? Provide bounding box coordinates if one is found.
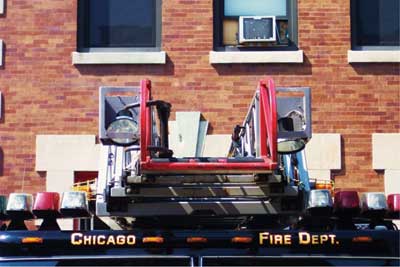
[139,79,278,175]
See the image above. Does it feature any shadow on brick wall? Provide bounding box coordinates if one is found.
[211,54,312,76]
[350,63,400,75]
[75,54,175,77]
[0,92,4,124]
[0,147,3,176]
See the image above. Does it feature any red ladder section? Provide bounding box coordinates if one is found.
[139,79,277,175]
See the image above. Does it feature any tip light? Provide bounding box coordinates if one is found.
[60,191,90,218]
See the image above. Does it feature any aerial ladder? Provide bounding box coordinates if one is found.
[0,78,399,266]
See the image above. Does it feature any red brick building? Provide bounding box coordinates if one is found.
[0,0,399,196]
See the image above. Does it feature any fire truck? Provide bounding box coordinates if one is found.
[0,78,399,266]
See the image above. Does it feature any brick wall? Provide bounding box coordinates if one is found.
[0,0,399,194]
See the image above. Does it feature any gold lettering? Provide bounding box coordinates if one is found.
[284,235,292,245]
[329,234,336,245]
[259,232,270,245]
[97,235,106,245]
[83,235,92,245]
[311,235,319,245]
[127,235,136,245]
[275,235,283,245]
[320,235,328,244]
[106,235,116,245]
[299,232,310,245]
[71,233,82,245]
[116,235,125,245]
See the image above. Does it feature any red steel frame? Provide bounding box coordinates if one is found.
[139,78,277,174]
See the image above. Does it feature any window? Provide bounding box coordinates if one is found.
[351,0,399,50]
[213,0,298,51]
[77,0,162,52]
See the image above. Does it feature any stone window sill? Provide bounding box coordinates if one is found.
[209,50,303,64]
[72,51,166,65]
[348,50,400,63]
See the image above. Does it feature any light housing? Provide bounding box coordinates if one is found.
[360,192,387,218]
[306,189,333,216]
[33,192,61,230]
[106,112,139,146]
[60,191,90,218]
[33,192,60,218]
[0,195,7,220]
[6,193,34,219]
[387,194,400,219]
[333,191,360,216]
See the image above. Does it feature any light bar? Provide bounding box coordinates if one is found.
[333,191,360,216]
[0,195,7,220]
[60,191,90,218]
[6,193,34,219]
[33,192,60,218]
[360,192,387,217]
[306,189,333,216]
[387,194,400,219]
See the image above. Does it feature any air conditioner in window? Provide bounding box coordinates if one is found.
[239,16,276,43]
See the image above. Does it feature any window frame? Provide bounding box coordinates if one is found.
[77,0,162,52]
[213,0,299,51]
[350,0,400,51]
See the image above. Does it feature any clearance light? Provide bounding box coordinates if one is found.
[187,237,208,244]
[21,237,43,244]
[60,191,90,218]
[360,193,387,217]
[142,236,164,244]
[306,189,333,216]
[387,194,400,219]
[231,237,253,244]
[0,195,7,220]
[352,236,373,243]
[6,193,34,219]
[33,192,60,217]
[333,191,360,216]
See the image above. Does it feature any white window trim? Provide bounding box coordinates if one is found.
[72,51,166,65]
[0,40,3,66]
[209,50,303,64]
[348,50,400,63]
